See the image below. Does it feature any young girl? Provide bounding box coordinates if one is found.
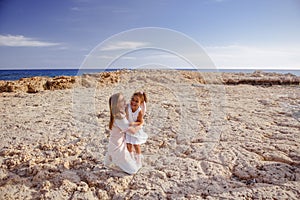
[125,92,148,165]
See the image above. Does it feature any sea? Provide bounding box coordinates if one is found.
[0,68,299,81]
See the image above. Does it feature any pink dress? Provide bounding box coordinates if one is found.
[104,117,141,174]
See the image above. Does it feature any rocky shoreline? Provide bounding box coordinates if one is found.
[0,69,299,199]
[221,70,300,86]
[0,70,299,93]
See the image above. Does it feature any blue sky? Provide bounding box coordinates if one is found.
[0,0,299,69]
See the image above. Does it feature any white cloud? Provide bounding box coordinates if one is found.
[0,35,61,47]
[207,0,226,3]
[71,7,80,11]
[97,55,114,59]
[100,41,149,51]
[214,0,228,2]
[144,53,178,60]
[205,45,300,69]
[120,56,136,60]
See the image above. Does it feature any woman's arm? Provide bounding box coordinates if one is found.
[114,117,130,132]
[115,117,142,134]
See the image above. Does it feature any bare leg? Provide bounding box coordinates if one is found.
[127,143,135,160]
[127,143,133,152]
[133,144,141,154]
[134,145,142,165]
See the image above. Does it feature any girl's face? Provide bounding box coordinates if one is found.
[117,94,126,112]
[130,95,141,110]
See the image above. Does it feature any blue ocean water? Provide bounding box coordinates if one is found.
[0,68,299,81]
[0,69,111,81]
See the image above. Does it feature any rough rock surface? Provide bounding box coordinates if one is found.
[221,70,300,86]
[0,70,123,93]
[1,70,299,93]
[0,70,299,199]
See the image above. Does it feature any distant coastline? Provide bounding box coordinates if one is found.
[0,68,299,81]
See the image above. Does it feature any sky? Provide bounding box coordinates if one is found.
[0,0,300,70]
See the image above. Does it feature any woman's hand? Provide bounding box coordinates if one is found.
[127,126,136,134]
[120,124,141,134]
[129,122,135,126]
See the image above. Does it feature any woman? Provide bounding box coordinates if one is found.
[104,93,142,174]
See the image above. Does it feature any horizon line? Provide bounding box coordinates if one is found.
[0,67,299,70]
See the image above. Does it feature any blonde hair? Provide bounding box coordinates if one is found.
[133,91,147,103]
[108,93,123,130]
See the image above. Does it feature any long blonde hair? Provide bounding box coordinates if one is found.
[109,93,123,130]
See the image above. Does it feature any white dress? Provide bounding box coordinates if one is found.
[125,104,148,145]
[104,116,141,174]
